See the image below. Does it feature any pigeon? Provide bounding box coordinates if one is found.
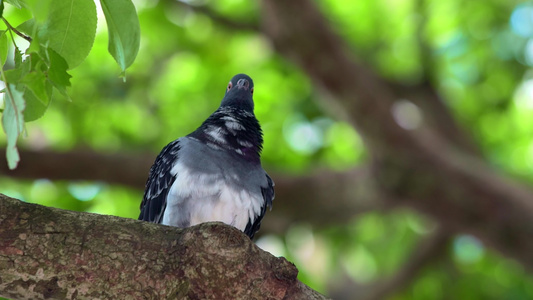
[139,74,274,239]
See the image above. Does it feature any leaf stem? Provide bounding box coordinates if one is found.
[1,63,16,109]
[2,17,32,42]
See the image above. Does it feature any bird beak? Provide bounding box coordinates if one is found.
[236,79,250,90]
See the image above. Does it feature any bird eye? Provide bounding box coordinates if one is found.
[227,81,233,92]
[251,87,254,95]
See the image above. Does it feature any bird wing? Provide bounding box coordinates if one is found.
[244,173,275,239]
[138,139,181,223]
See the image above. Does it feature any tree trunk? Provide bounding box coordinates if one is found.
[0,194,328,300]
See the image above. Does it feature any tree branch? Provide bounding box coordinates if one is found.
[0,148,153,189]
[0,194,328,300]
[260,0,533,274]
[0,148,391,234]
[2,18,32,42]
[260,0,478,156]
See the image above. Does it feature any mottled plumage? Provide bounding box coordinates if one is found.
[139,74,274,239]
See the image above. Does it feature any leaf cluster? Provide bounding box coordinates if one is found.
[0,0,140,169]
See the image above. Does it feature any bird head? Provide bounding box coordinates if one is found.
[220,74,255,112]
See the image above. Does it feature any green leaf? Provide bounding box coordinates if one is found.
[4,0,23,9]
[0,1,4,19]
[23,0,51,24]
[47,48,71,97]
[23,81,52,122]
[22,70,49,105]
[1,83,25,169]
[0,30,8,66]
[17,19,36,36]
[99,0,140,73]
[4,56,31,82]
[38,0,97,69]
[17,20,42,54]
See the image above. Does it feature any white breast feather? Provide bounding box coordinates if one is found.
[162,160,264,232]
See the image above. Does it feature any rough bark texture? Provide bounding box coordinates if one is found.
[2,0,533,298]
[0,194,328,300]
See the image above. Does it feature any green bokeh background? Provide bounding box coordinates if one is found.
[2,0,533,298]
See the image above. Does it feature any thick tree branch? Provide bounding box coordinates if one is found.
[260,0,533,274]
[390,82,482,156]
[0,194,328,300]
[260,0,477,157]
[3,2,533,297]
[0,149,390,234]
[261,0,407,153]
[400,0,480,156]
[0,149,152,190]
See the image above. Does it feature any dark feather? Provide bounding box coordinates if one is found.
[244,173,275,239]
[139,140,180,223]
[189,107,263,163]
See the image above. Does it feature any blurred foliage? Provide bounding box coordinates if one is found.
[1,0,533,298]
